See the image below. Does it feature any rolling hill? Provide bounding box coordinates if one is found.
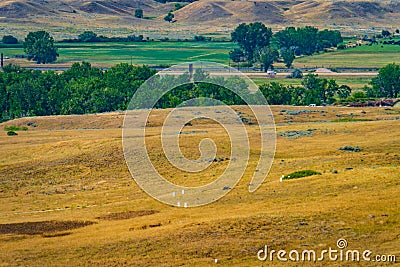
[0,106,399,266]
[0,0,399,38]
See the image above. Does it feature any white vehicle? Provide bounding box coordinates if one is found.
[267,70,277,77]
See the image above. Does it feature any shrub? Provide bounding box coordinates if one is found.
[164,12,174,22]
[2,35,18,44]
[174,3,185,11]
[288,68,303,79]
[339,146,361,152]
[351,91,367,100]
[282,170,321,180]
[7,130,18,136]
[332,118,372,123]
[4,125,28,131]
[134,9,143,18]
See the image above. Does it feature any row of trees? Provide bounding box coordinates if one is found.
[62,31,146,43]
[1,60,398,121]
[370,63,400,98]
[0,63,155,121]
[229,23,343,71]
[3,30,217,65]
[260,75,351,106]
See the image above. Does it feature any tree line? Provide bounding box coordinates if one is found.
[1,62,398,122]
[0,63,155,121]
[61,31,146,43]
[2,30,217,64]
[229,23,343,71]
[260,75,351,106]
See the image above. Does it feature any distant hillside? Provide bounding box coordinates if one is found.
[0,0,399,38]
[0,0,173,17]
[174,0,400,26]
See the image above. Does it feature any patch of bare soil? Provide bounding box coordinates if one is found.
[0,220,95,235]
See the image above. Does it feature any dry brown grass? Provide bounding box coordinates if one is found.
[0,105,399,266]
[96,210,159,221]
[1,0,400,39]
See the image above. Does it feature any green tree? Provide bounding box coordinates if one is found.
[134,9,143,18]
[371,63,400,98]
[231,22,273,64]
[229,48,245,69]
[78,31,98,42]
[259,82,292,105]
[62,62,102,82]
[297,26,319,55]
[174,3,185,11]
[382,30,391,38]
[164,12,174,22]
[325,79,339,103]
[281,49,295,68]
[256,46,278,72]
[337,85,351,99]
[351,91,367,101]
[2,35,18,44]
[302,74,324,105]
[24,31,58,64]
[274,26,342,56]
[289,68,303,79]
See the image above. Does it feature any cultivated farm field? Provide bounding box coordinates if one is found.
[294,43,400,69]
[0,106,399,266]
[0,42,234,67]
[2,41,400,69]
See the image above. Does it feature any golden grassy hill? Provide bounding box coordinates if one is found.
[0,0,399,38]
[0,106,399,266]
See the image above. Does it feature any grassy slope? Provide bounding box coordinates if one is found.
[1,0,400,39]
[0,106,399,266]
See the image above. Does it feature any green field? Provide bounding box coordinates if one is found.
[0,42,234,66]
[294,43,400,68]
[2,41,400,69]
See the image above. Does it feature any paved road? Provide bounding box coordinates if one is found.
[18,66,378,78]
[160,71,378,78]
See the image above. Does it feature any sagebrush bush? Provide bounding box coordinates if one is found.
[4,126,28,131]
[283,170,321,180]
[7,130,18,136]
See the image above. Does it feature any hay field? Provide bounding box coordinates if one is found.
[0,106,399,266]
[2,41,399,70]
[0,42,234,67]
[294,44,400,69]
